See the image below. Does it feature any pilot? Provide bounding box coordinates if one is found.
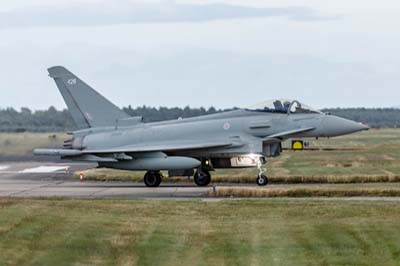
[273,100,284,112]
[283,101,291,112]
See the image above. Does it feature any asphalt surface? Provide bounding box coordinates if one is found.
[0,161,213,198]
[1,161,400,201]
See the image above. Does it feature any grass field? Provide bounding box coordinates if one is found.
[74,129,400,184]
[1,131,400,265]
[0,133,64,157]
[0,198,399,266]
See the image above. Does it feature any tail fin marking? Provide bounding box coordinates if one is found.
[48,66,129,129]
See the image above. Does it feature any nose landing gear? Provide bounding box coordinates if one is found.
[256,158,269,186]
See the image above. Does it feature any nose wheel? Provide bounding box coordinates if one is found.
[144,171,162,187]
[256,174,269,186]
[256,158,269,186]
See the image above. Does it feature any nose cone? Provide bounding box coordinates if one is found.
[322,115,369,137]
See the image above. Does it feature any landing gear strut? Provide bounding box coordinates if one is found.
[256,158,268,186]
[194,169,211,187]
[144,171,162,187]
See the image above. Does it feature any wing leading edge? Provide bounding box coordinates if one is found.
[84,140,239,154]
[34,140,240,157]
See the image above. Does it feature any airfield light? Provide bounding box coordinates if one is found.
[80,173,85,183]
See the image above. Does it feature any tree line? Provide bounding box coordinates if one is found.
[0,106,398,132]
[322,108,400,129]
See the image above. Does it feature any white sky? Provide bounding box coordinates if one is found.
[1,0,400,110]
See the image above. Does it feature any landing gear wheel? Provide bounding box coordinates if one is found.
[256,174,269,186]
[144,171,162,187]
[194,169,211,187]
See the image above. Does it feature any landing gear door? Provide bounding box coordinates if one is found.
[263,142,282,157]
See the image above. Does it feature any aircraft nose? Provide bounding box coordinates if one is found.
[322,115,369,137]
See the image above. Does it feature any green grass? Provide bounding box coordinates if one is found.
[0,198,400,265]
[278,129,400,177]
[0,133,64,157]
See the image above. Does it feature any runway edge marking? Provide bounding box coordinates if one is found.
[19,166,70,174]
[0,165,10,171]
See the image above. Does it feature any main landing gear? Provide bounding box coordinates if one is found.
[143,169,212,188]
[256,158,269,186]
[194,168,211,187]
[144,171,162,187]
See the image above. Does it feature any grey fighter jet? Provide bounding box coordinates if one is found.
[34,66,369,187]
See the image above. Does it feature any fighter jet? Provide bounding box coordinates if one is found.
[34,66,369,187]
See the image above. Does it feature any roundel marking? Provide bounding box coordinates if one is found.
[223,122,231,130]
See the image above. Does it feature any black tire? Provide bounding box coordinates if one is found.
[144,172,162,187]
[256,174,268,186]
[194,169,211,187]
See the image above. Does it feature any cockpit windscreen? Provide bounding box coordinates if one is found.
[247,99,322,114]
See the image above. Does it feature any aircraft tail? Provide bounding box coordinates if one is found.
[48,66,129,129]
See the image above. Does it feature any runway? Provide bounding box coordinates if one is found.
[1,161,400,200]
[0,161,211,198]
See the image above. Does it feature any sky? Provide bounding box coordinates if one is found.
[0,0,399,110]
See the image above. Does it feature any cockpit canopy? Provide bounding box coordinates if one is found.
[247,99,322,114]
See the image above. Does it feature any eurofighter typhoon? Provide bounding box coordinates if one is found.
[34,67,369,187]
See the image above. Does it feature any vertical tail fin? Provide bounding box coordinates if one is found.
[48,66,129,129]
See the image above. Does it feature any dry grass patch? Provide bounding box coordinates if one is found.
[270,175,400,184]
[209,183,400,198]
